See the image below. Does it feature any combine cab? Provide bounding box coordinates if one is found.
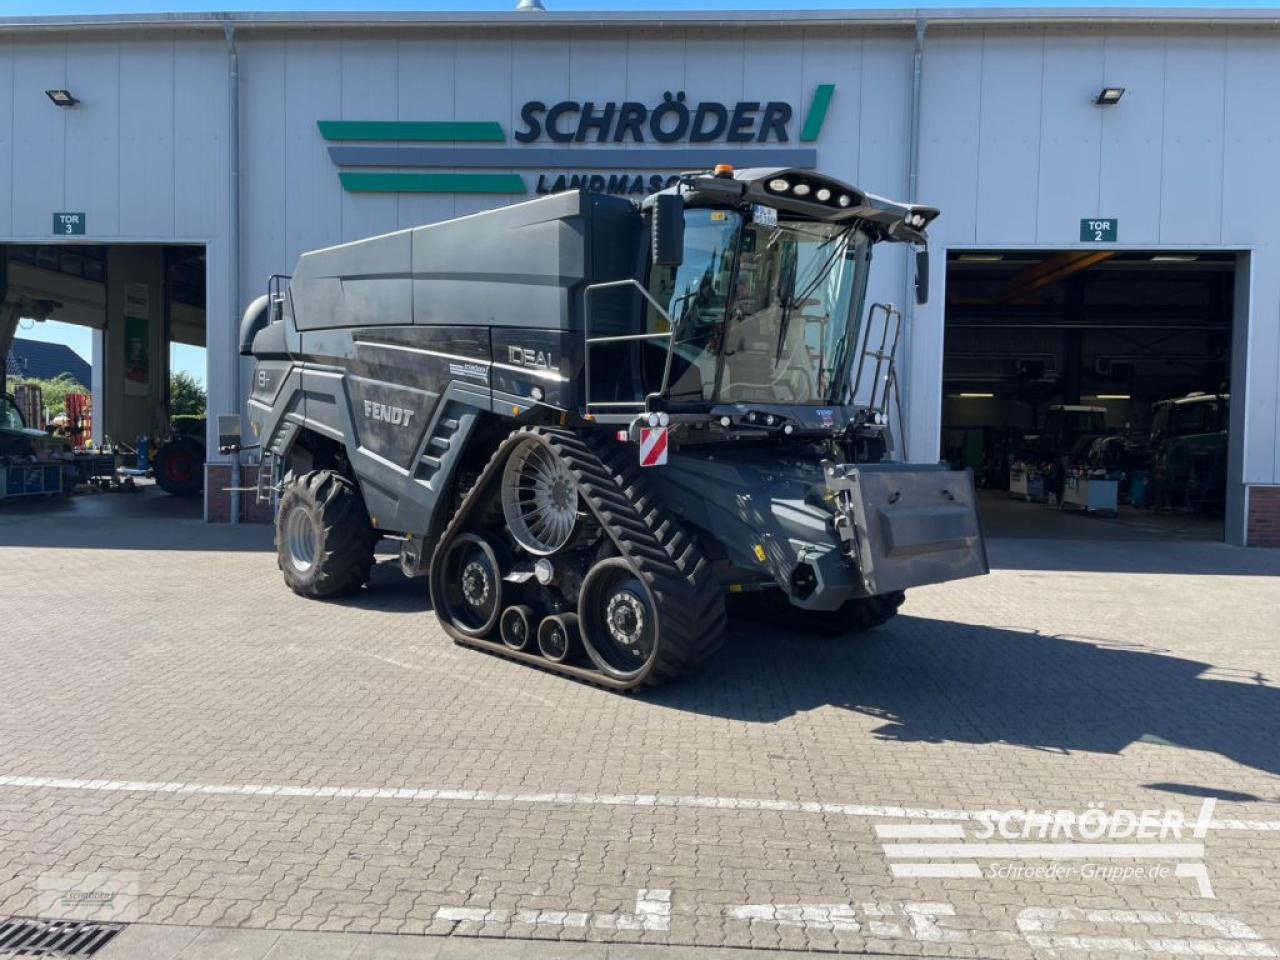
[240,166,988,688]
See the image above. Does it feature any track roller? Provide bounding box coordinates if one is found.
[537,612,580,663]
[499,604,537,651]
[433,533,503,637]
[578,557,658,683]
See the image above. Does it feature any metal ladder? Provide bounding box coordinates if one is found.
[849,302,908,459]
[255,450,280,509]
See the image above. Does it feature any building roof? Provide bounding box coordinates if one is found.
[6,338,91,388]
[1,7,1278,31]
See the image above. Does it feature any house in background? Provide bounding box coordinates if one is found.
[5,338,91,388]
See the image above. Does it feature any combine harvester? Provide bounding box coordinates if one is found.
[239,165,988,688]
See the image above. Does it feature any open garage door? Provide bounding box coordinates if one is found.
[1,242,207,507]
[942,250,1236,542]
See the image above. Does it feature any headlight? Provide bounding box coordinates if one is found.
[837,194,852,208]
[815,187,831,202]
[768,178,790,193]
[792,183,811,197]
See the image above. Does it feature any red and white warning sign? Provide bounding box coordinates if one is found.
[639,426,668,467]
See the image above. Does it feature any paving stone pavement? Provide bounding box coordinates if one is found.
[1,505,1278,959]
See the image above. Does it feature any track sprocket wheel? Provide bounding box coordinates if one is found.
[501,437,580,555]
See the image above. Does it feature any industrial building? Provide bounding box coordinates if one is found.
[0,6,1277,544]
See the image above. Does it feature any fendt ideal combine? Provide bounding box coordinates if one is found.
[239,165,988,689]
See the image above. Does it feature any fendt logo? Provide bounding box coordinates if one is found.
[320,84,834,196]
[363,400,416,428]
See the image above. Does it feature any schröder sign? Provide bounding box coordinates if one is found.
[322,84,833,196]
[515,92,797,144]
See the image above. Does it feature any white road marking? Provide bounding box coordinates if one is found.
[434,889,670,932]
[875,824,967,839]
[0,774,1276,831]
[436,907,504,923]
[884,841,1207,859]
[1017,907,1278,957]
[890,863,983,878]
[726,903,860,932]
[725,901,963,942]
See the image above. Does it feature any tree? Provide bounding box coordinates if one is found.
[169,371,206,417]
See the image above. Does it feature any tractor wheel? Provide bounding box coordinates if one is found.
[731,589,906,637]
[275,470,377,598]
[153,437,205,496]
[433,533,504,638]
[577,557,660,683]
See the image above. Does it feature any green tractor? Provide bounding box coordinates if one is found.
[1149,392,1229,514]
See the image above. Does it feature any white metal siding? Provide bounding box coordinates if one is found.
[1,19,1278,507]
[911,23,1280,494]
[0,30,231,447]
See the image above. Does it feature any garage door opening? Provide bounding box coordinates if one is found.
[2,242,207,510]
[941,250,1236,542]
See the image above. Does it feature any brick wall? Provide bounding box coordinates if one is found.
[1247,486,1280,548]
[205,464,276,524]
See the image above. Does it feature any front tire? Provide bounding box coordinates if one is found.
[275,470,377,598]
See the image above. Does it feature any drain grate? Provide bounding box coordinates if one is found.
[0,918,123,958]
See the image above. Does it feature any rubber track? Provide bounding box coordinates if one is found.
[430,426,727,689]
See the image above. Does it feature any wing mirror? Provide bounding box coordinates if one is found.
[652,193,685,268]
[914,247,930,305]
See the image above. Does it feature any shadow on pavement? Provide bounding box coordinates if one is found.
[987,537,1280,576]
[1145,782,1270,803]
[650,613,1280,780]
[0,484,274,552]
[322,559,433,613]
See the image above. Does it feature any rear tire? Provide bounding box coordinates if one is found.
[154,437,204,496]
[275,470,377,598]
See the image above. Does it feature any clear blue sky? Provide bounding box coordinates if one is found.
[4,0,1277,12]
[16,319,206,386]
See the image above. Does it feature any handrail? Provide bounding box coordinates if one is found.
[848,301,904,456]
[583,278,679,412]
[267,273,292,323]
